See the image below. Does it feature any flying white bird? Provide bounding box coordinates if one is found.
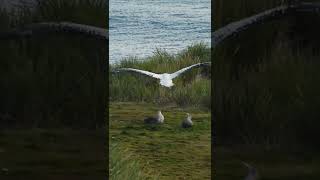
[181,113,193,128]
[114,62,211,88]
[144,110,164,124]
[242,162,259,180]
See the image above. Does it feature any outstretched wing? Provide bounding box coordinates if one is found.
[170,62,211,79]
[0,22,108,40]
[117,68,161,79]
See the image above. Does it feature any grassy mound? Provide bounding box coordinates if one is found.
[109,143,150,180]
[0,129,106,179]
[0,0,107,128]
[109,102,211,179]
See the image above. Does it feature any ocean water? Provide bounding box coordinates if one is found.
[109,0,211,64]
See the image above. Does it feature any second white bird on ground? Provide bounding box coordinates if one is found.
[181,113,193,128]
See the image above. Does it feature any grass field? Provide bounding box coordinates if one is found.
[108,43,212,179]
[0,1,108,179]
[0,129,106,180]
[213,1,320,179]
[0,0,107,128]
[214,146,320,180]
[109,102,211,179]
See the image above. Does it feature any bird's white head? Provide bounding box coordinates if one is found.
[186,113,191,118]
[242,161,259,180]
[183,113,193,127]
[157,110,164,123]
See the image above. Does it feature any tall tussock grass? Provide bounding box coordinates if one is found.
[214,0,288,29]
[214,34,320,150]
[109,43,211,109]
[33,0,107,27]
[213,1,320,150]
[1,0,107,28]
[0,0,107,128]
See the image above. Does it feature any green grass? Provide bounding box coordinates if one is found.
[213,26,320,148]
[213,1,320,179]
[0,129,106,180]
[109,143,151,180]
[33,0,106,27]
[1,0,106,28]
[214,146,320,180]
[0,1,108,179]
[212,0,320,147]
[214,0,284,29]
[109,43,211,109]
[0,0,107,128]
[109,102,211,179]
[108,38,211,180]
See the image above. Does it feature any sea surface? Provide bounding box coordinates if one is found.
[109,0,211,64]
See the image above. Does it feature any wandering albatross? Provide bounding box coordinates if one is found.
[144,110,164,124]
[242,162,259,180]
[181,113,193,128]
[114,62,211,88]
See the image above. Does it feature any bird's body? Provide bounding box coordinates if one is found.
[115,62,211,88]
[144,111,164,124]
[159,73,174,87]
[242,162,259,180]
[181,113,193,128]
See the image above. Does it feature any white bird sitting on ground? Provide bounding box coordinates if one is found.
[242,162,259,180]
[144,110,164,124]
[114,62,211,88]
[181,113,193,128]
